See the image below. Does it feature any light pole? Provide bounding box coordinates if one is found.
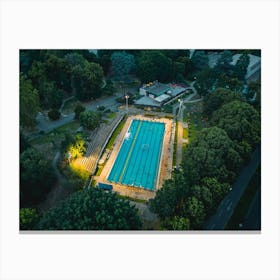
[125,94,129,115]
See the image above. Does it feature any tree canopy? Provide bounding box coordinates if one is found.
[110,51,135,77]
[36,188,142,230]
[211,100,261,159]
[137,51,173,83]
[20,75,40,128]
[182,127,242,185]
[203,87,243,118]
[79,111,101,130]
[20,148,56,207]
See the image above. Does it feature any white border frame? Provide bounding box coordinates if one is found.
[1,0,280,279]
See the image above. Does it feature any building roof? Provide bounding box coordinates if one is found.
[154,94,170,103]
[166,84,186,97]
[141,82,171,97]
[134,96,161,107]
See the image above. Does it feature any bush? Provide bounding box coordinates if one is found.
[79,111,100,130]
[74,104,86,119]
[48,109,61,120]
[98,105,105,111]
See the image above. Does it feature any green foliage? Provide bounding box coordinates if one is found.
[20,208,38,230]
[200,177,230,208]
[191,50,209,71]
[111,51,136,77]
[161,216,190,230]
[203,87,243,118]
[102,79,115,96]
[74,103,86,119]
[194,67,218,96]
[233,53,250,80]
[72,61,104,101]
[48,109,61,120]
[61,133,86,159]
[150,171,188,219]
[79,111,101,130]
[39,80,63,109]
[137,51,172,83]
[211,100,260,160]
[20,148,56,207]
[183,196,206,229]
[182,127,242,185]
[36,188,142,230]
[215,50,234,76]
[20,131,30,153]
[20,75,40,128]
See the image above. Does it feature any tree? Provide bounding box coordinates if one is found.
[72,61,104,101]
[20,208,38,230]
[215,50,234,76]
[233,53,250,80]
[40,80,63,109]
[79,111,101,130]
[20,148,56,207]
[216,76,243,93]
[203,87,243,118]
[20,75,40,128]
[182,127,242,185]
[149,170,188,219]
[161,216,190,230]
[194,67,218,96]
[211,100,261,160]
[61,133,86,158]
[190,185,213,212]
[36,188,142,230]
[137,51,172,83]
[74,103,86,119]
[110,51,136,77]
[191,51,209,71]
[48,109,61,120]
[200,177,230,207]
[183,196,205,229]
[44,54,72,92]
[20,131,30,153]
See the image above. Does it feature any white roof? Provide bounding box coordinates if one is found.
[134,96,161,107]
[154,94,170,103]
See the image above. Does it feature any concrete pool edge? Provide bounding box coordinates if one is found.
[97,115,174,201]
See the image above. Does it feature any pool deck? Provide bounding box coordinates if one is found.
[97,115,174,201]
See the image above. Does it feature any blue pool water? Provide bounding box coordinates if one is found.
[107,119,165,190]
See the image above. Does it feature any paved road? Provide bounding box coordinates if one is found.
[203,145,261,230]
[242,188,261,230]
[35,93,122,133]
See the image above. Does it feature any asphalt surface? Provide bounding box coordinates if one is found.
[203,145,261,230]
[242,188,261,230]
[35,93,122,133]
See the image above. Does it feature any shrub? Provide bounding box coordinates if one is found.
[48,109,61,120]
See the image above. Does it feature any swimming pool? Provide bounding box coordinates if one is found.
[107,119,165,190]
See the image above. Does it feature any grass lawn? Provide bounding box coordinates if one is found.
[105,118,126,150]
[107,112,116,119]
[95,164,104,176]
[183,128,188,139]
[226,165,261,230]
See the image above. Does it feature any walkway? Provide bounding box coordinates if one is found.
[73,113,125,174]
[203,145,261,230]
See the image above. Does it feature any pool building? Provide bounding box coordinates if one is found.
[107,119,165,190]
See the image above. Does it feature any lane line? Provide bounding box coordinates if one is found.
[119,120,143,183]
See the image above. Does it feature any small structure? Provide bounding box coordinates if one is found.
[98,182,113,191]
[137,81,188,107]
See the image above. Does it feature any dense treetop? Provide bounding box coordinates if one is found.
[36,188,142,230]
